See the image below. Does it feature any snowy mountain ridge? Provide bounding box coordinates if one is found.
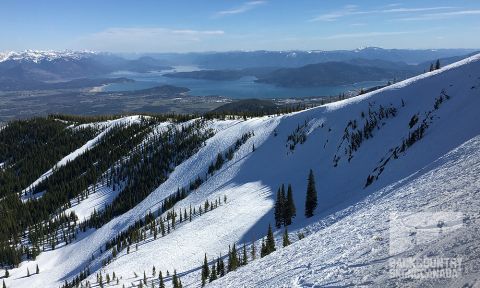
[2,53,480,288]
[0,50,98,63]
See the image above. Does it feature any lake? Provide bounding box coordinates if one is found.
[103,66,388,99]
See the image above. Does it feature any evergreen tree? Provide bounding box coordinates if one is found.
[201,253,209,286]
[429,63,434,72]
[435,59,441,70]
[217,256,225,276]
[266,224,276,255]
[283,227,291,247]
[251,240,256,260]
[232,243,239,270]
[172,270,180,288]
[260,238,267,258]
[274,187,285,228]
[242,243,248,266]
[143,271,147,285]
[159,271,165,288]
[2,280,5,288]
[285,184,296,225]
[209,263,217,282]
[305,169,317,218]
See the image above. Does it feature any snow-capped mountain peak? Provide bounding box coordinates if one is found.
[0,50,97,63]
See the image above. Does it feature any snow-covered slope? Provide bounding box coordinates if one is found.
[209,134,480,288]
[4,54,480,288]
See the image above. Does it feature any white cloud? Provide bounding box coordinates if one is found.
[310,5,365,22]
[318,31,415,40]
[216,1,266,16]
[310,5,454,22]
[74,27,225,52]
[397,9,480,21]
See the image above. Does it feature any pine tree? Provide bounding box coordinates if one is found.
[305,169,317,218]
[209,263,217,282]
[220,257,226,276]
[143,271,147,284]
[159,271,165,288]
[429,63,434,72]
[266,224,276,255]
[435,59,441,70]
[251,240,256,260]
[201,253,209,286]
[283,227,291,247]
[274,187,284,228]
[2,280,5,288]
[242,243,248,265]
[152,265,156,277]
[285,184,296,226]
[172,270,179,288]
[260,238,267,258]
[232,243,239,270]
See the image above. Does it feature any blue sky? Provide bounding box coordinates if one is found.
[1,0,480,52]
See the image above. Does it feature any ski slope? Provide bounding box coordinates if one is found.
[4,54,480,288]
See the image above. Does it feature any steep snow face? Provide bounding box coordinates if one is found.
[4,54,480,288]
[209,135,480,288]
[0,50,96,63]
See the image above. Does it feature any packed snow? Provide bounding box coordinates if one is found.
[4,53,480,288]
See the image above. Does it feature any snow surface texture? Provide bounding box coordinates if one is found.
[4,54,480,287]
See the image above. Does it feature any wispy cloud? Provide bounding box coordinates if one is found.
[318,31,416,40]
[310,5,366,22]
[310,5,454,22]
[382,7,454,13]
[397,9,480,21]
[75,27,225,52]
[216,1,266,16]
[351,23,367,27]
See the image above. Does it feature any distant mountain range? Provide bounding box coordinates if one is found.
[145,47,478,69]
[254,60,417,87]
[164,58,425,88]
[0,48,477,91]
[162,51,479,87]
[0,51,170,90]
